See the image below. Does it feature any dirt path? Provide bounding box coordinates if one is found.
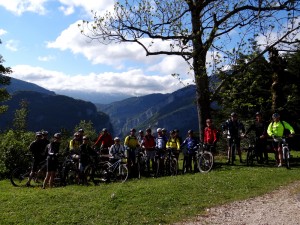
[175,181,300,225]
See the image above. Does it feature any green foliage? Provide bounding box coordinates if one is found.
[0,130,34,177]
[0,41,12,115]
[74,120,98,141]
[13,100,29,132]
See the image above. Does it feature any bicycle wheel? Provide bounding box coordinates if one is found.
[170,158,178,176]
[113,164,128,183]
[10,168,30,187]
[62,164,79,185]
[198,152,213,173]
[231,144,236,165]
[90,162,110,185]
[246,148,254,166]
[283,147,290,169]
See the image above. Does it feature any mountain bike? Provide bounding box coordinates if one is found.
[273,136,291,169]
[11,154,63,187]
[154,148,165,178]
[136,149,147,179]
[244,137,258,166]
[164,148,178,176]
[84,155,110,185]
[195,143,214,173]
[101,156,129,183]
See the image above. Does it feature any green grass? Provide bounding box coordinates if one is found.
[1,152,300,225]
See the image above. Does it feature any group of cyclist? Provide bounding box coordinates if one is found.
[25,111,295,188]
[222,112,295,167]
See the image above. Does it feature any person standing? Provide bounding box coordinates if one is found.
[93,128,113,154]
[204,118,218,153]
[181,130,199,173]
[141,128,156,173]
[222,112,245,164]
[267,113,295,167]
[42,133,61,189]
[26,132,45,186]
[124,128,139,177]
[243,112,268,163]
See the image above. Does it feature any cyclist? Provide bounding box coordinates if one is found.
[137,130,144,146]
[26,132,45,187]
[93,128,113,154]
[124,128,140,176]
[174,129,183,145]
[77,128,85,144]
[68,132,81,160]
[267,113,295,167]
[222,112,245,164]
[204,118,218,154]
[166,130,181,161]
[42,133,62,189]
[243,112,268,164]
[181,129,199,173]
[109,137,126,160]
[141,128,156,173]
[78,136,97,185]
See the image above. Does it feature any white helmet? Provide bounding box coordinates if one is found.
[157,128,162,133]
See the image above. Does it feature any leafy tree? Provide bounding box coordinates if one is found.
[0,39,12,116]
[13,100,29,133]
[0,130,34,177]
[217,48,273,120]
[74,120,98,141]
[80,0,300,139]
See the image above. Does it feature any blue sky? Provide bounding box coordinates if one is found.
[1,1,298,104]
[0,0,193,102]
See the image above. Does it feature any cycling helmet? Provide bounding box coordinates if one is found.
[78,128,84,132]
[146,128,151,132]
[157,128,162,133]
[114,137,120,141]
[54,133,61,138]
[231,112,237,117]
[255,112,262,116]
[139,130,143,133]
[188,129,193,134]
[36,131,42,137]
[130,128,136,132]
[82,135,89,140]
[102,128,107,132]
[162,128,167,132]
[272,113,280,118]
[41,131,48,135]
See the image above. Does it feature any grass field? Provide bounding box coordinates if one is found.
[1,152,300,225]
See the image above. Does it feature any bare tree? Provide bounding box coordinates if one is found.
[79,0,300,139]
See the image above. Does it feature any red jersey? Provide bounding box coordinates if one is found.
[204,126,217,144]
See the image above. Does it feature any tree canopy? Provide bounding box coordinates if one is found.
[0,39,12,116]
[80,0,300,139]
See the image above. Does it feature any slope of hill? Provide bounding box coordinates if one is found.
[97,85,198,137]
[0,91,112,134]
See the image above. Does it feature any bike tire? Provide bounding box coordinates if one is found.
[246,148,254,166]
[231,144,236,165]
[10,168,30,187]
[62,164,79,185]
[113,164,128,183]
[283,147,290,169]
[198,152,214,173]
[170,158,178,176]
[154,158,160,178]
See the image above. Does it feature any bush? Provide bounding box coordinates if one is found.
[0,130,34,178]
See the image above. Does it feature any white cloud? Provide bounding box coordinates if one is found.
[0,0,48,15]
[37,55,55,62]
[5,40,19,51]
[0,28,7,36]
[11,65,190,96]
